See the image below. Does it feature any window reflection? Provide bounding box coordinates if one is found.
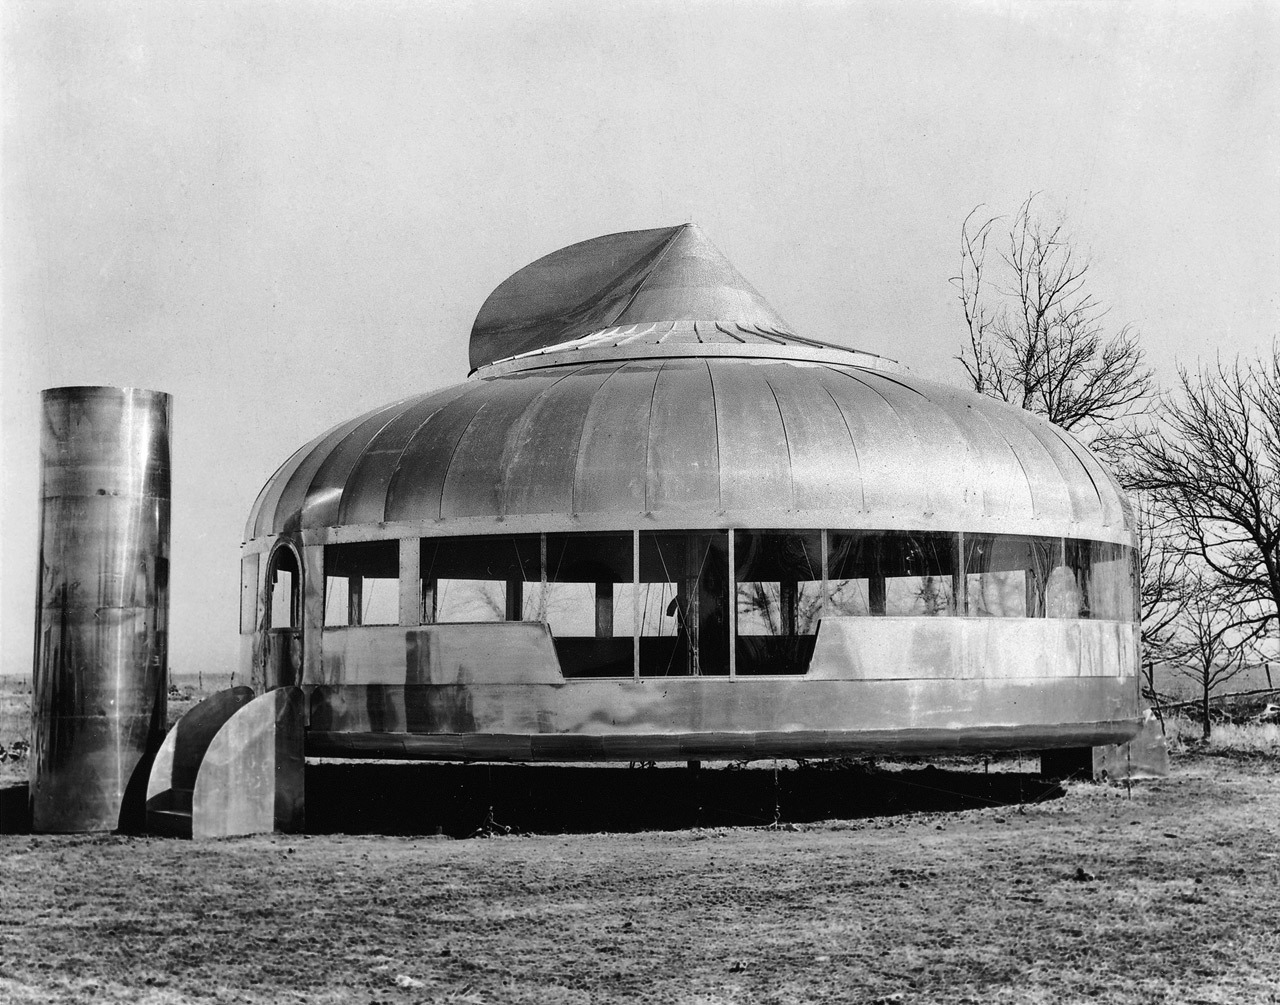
[639,531,729,676]
[964,535,1057,618]
[828,532,957,617]
[1087,541,1136,621]
[314,531,1138,677]
[543,533,634,678]
[325,541,399,627]
[734,530,822,675]
[420,536,540,623]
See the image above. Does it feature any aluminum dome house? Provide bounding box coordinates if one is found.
[148,224,1141,836]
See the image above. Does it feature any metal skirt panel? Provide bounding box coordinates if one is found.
[31,387,171,832]
[304,677,1140,760]
[310,614,1138,686]
[308,720,1140,762]
[296,617,1140,762]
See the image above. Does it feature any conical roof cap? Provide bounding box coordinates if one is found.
[469,224,792,370]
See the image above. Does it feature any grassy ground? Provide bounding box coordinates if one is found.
[0,761,1277,1002]
[2,677,1279,1003]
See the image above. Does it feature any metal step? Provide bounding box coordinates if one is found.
[145,805,192,838]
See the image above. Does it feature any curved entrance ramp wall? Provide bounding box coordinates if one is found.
[190,687,305,839]
[146,686,254,837]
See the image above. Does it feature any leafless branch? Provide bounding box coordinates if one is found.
[953,194,1154,447]
[1128,346,1280,642]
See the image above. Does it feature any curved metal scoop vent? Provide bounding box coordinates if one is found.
[469,224,794,371]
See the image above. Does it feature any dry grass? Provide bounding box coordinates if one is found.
[1161,717,1280,758]
[0,674,207,786]
[2,756,1279,1004]
[3,678,1279,1003]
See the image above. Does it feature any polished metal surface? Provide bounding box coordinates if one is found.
[309,719,1139,762]
[145,686,255,837]
[469,224,799,371]
[247,224,1133,545]
[246,357,1134,546]
[1093,711,1169,780]
[31,386,171,832]
[192,687,305,839]
[474,321,900,378]
[313,607,1136,687]
[304,672,1139,760]
[294,616,1142,762]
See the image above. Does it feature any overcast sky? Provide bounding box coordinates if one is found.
[3,1,1277,679]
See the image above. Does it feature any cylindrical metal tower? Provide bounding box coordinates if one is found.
[31,387,171,832]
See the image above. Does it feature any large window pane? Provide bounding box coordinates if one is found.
[544,533,634,678]
[639,531,729,676]
[964,535,1057,618]
[325,541,399,627]
[421,536,540,623]
[734,530,821,675]
[1063,538,1138,621]
[828,531,957,617]
[1088,542,1137,621]
[1057,538,1092,619]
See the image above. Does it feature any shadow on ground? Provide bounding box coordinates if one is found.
[1,761,1065,837]
[304,760,1065,837]
[0,782,30,833]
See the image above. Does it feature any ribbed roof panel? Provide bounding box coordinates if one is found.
[246,359,1132,542]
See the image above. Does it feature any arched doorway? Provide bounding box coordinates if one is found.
[260,543,303,689]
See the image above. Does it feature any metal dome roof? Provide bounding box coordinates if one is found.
[246,356,1132,544]
[246,226,1133,545]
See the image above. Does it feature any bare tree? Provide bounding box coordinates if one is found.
[1136,494,1187,719]
[953,194,1154,454]
[1129,347,1280,641]
[1170,567,1256,741]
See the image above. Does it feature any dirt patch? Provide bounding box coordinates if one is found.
[2,754,1278,1004]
